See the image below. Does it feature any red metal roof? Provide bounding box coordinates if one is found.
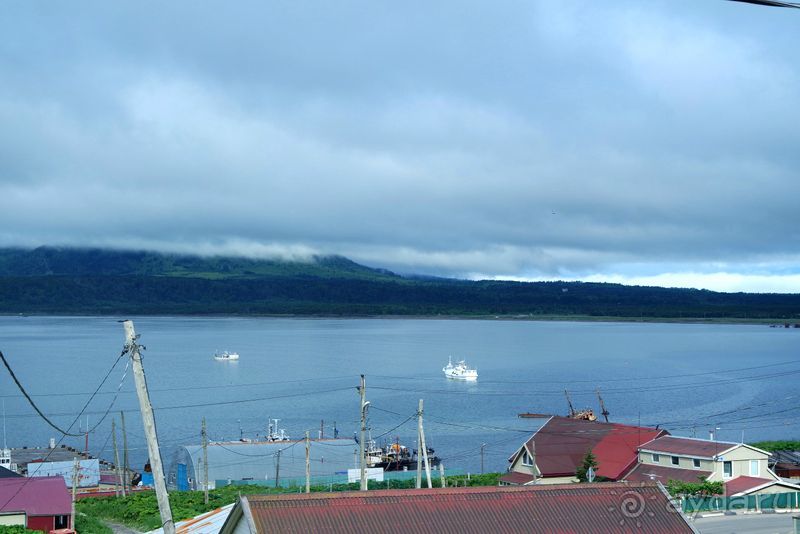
[0,476,71,516]
[233,483,693,533]
[623,463,712,484]
[521,416,665,479]
[639,436,738,458]
[724,476,774,496]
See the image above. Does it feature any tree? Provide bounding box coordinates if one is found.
[665,478,724,497]
[576,451,599,482]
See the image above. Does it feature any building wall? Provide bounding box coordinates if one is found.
[747,485,800,496]
[26,515,54,533]
[707,446,771,481]
[639,451,714,472]
[0,513,26,526]
[534,476,579,485]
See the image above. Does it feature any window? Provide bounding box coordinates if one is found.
[750,460,759,476]
[693,458,701,469]
[671,456,680,466]
[723,461,732,478]
[652,454,660,463]
[522,450,533,467]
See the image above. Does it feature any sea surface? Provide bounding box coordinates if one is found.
[1,316,798,476]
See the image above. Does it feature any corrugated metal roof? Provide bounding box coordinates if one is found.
[232,483,694,533]
[0,476,71,516]
[638,436,741,459]
[521,416,664,479]
[724,476,774,496]
[724,476,800,496]
[148,503,234,534]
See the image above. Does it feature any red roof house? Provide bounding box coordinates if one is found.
[220,483,695,533]
[501,416,667,485]
[0,476,72,532]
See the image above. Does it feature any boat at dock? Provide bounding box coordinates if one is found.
[214,350,239,361]
[364,439,440,471]
[443,356,478,380]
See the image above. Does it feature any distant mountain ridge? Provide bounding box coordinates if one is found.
[0,247,397,280]
[0,247,798,319]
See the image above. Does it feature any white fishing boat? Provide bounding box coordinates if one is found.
[443,356,478,380]
[214,350,239,361]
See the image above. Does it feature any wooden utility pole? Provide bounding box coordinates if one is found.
[416,400,423,489]
[418,399,432,489]
[202,418,209,505]
[71,457,79,530]
[112,419,121,497]
[305,430,311,494]
[358,375,368,491]
[123,320,174,534]
[275,448,281,488]
[120,410,128,497]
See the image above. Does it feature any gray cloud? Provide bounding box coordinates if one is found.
[1,1,799,291]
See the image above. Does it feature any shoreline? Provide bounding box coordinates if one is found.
[1,312,797,326]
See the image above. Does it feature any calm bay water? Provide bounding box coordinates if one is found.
[1,316,798,475]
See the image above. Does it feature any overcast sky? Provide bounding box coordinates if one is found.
[1,1,798,292]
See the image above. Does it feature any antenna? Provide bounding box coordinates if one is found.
[564,390,576,418]
[596,388,610,423]
[3,398,7,450]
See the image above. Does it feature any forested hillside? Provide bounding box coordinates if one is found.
[0,247,798,319]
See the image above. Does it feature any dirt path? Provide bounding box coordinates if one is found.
[103,521,144,534]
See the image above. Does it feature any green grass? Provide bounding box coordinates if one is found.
[76,473,503,531]
[75,512,113,534]
[750,440,800,452]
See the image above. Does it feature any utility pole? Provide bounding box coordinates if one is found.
[202,418,209,505]
[439,463,446,488]
[416,400,422,489]
[112,419,121,498]
[120,411,128,497]
[358,375,369,491]
[71,457,79,530]
[305,430,311,494]
[418,399,432,489]
[480,443,486,475]
[123,320,174,534]
[275,448,281,488]
[84,415,89,455]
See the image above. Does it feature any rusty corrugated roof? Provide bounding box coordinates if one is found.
[234,482,694,533]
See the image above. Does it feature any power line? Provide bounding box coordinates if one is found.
[0,347,127,437]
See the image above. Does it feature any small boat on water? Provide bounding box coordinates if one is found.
[214,350,239,361]
[443,356,478,380]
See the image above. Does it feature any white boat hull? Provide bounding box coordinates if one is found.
[442,357,478,380]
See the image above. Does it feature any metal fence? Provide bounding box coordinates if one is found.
[682,491,800,513]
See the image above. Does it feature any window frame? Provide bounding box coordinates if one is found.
[723,461,733,478]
